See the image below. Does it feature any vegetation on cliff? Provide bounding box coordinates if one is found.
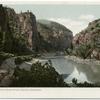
[73,19,100,60]
[37,19,73,52]
[0,52,14,65]
[0,5,33,56]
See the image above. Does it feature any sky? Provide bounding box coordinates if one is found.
[5,4,100,35]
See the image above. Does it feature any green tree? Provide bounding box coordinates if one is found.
[74,43,93,59]
[72,78,77,84]
[11,61,67,87]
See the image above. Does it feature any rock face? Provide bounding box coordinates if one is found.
[0,5,7,32]
[0,5,73,53]
[37,20,73,51]
[18,12,39,50]
[0,5,39,54]
[0,5,13,52]
[73,19,100,60]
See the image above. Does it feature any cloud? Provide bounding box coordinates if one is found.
[49,18,88,36]
[79,14,95,21]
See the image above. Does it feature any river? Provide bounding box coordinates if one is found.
[32,56,100,84]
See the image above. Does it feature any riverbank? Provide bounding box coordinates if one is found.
[39,52,100,66]
[39,53,100,66]
[65,55,100,66]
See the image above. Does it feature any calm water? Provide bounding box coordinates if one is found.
[39,56,100,83]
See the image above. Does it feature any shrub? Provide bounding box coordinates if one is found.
[71,78,100,87]
[74,43,93,59]
[96,23,100,28]
[11,36,32,55]
[72,78,77,84]
[15,56,33,65]
[11,61,67,87]
[0,52,14,65]
[65,48,73,55]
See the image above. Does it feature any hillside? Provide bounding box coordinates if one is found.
[73,19,100,60]
[37,19,73,52]
[0,4,41,55]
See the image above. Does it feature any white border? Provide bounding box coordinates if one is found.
[0,0,100,98]
[0,0,100,5]
[0,88,100,98]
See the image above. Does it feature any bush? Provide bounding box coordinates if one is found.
[65,48,73,55]
[72,78,77,84]
[15,56,33,65]
[11,36,32,55]
[96,23,100,28]
[0,52,14,65]
[11,61,67,87]
[71,78,100,87]
[73,43,93,59]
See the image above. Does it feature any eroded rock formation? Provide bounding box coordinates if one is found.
[73,19,100,60]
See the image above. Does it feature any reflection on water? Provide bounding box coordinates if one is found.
[65,67,90,83]
[41,56,100,83]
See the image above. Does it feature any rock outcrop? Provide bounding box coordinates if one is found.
[37,19,73,51]
[0,4,39,54]
[73,19,100,60]
[18,12,39,50]
[0,5,73,54]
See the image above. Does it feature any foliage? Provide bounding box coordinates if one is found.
[11,61,67,87]
[72,78,100,87]
[65,48,73,55]
[73,43,93,59]
[0,32,13,52]
[0,31,32,56]
[15,56,33,65]
[96,23,100,28]
[11,35,31,55]
[72,78,77,84]
[0,52,14,65]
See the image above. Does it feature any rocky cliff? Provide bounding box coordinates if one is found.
[0,5,73,54]
[0,5,14,53]
[18,12,40,50]
[37,19,73,52]
[73,19,100,60]
[0,4,39,55]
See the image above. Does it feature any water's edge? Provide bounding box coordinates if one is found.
[40,54,100,66]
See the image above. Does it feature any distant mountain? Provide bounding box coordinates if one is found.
[73,19,100,60]
[37,19,73,51]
